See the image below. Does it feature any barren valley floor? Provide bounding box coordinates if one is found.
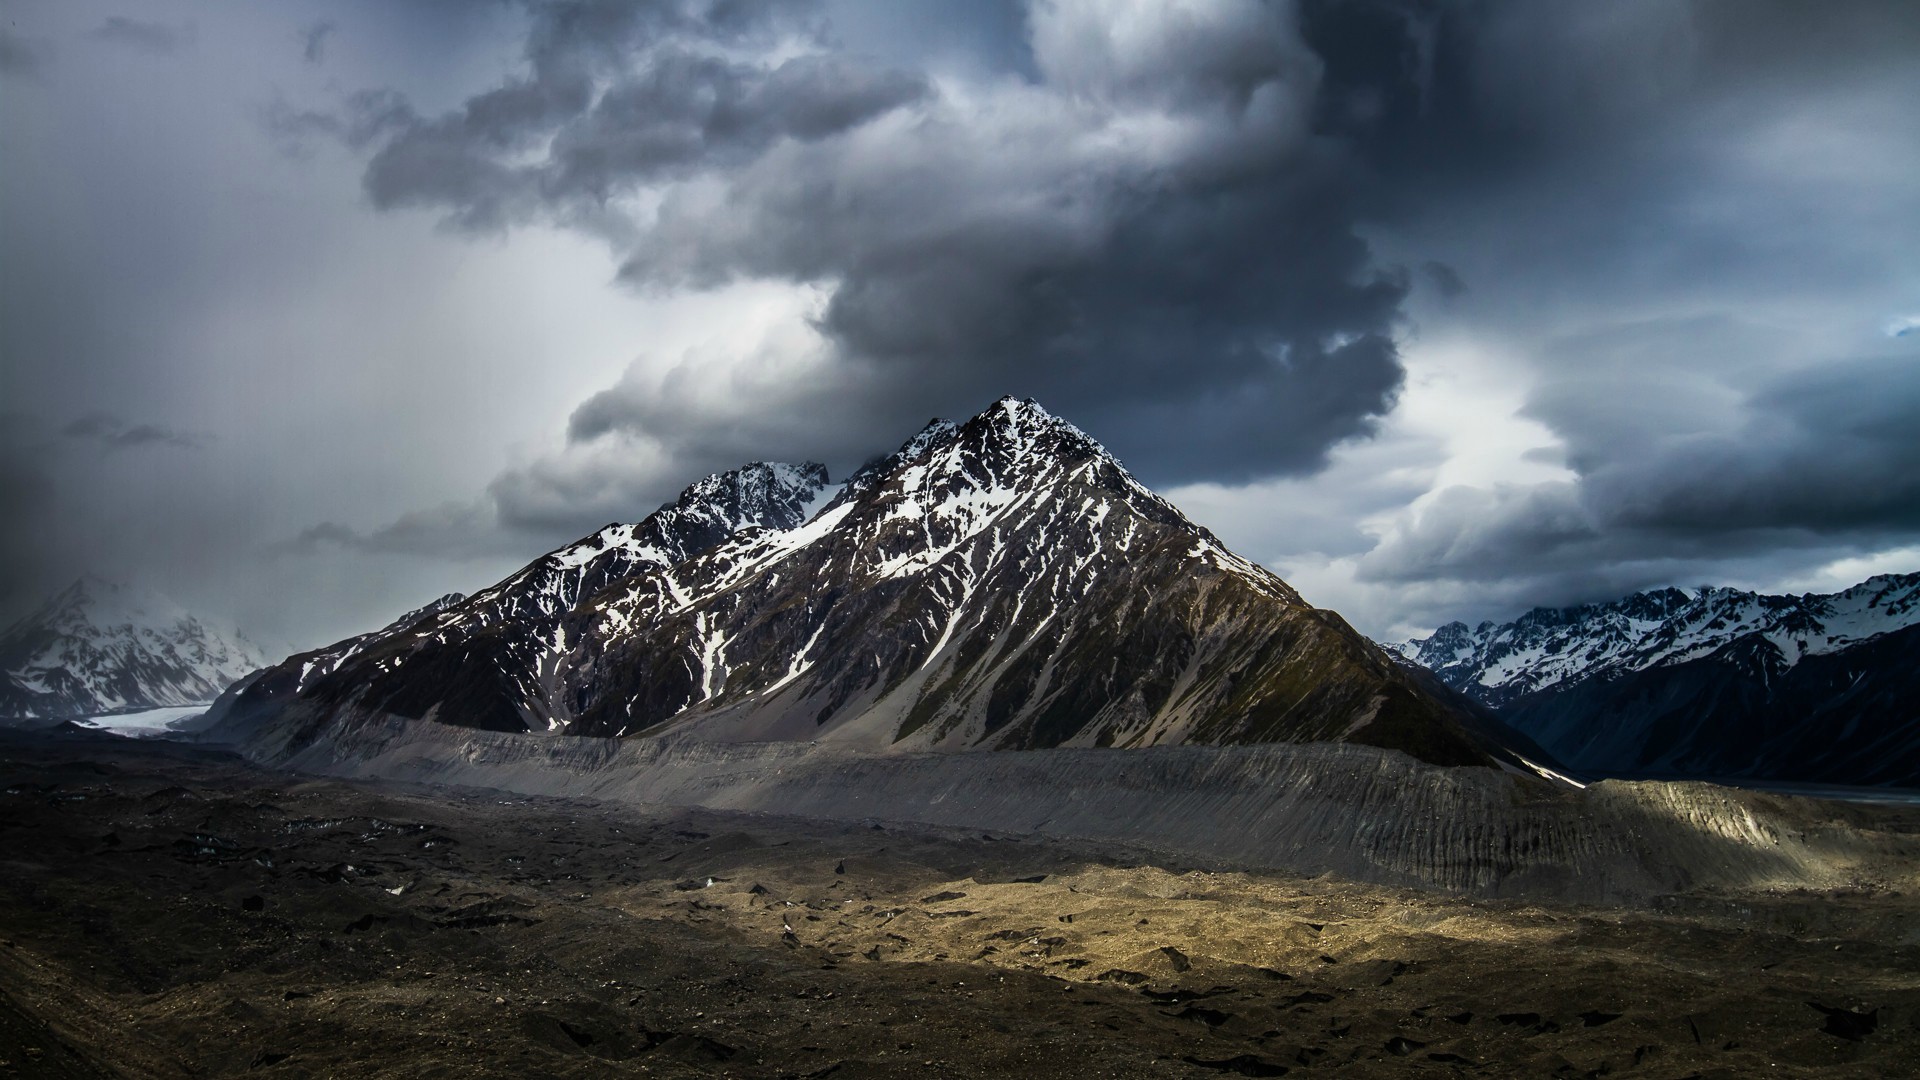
[2,735,1916,1078]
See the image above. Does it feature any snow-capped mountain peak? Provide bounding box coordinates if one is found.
[266,458,835,722]
[1391,571,1920,707]
[0,578,271,719]
[216,396,1509,773]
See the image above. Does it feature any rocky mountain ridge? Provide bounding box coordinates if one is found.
[1390,573,1920,708]
[229,460,833,735]
[213,398,1535,774]
[1390,574,1920,784]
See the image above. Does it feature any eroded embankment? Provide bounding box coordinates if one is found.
[235,707,1917,904]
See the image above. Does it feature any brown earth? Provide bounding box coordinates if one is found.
[2,733,1917,1078]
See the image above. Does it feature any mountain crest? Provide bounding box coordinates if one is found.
[264,457,834,726]
[654,460,830,530]
[215,396,1524,775]
[1393,571,1920,707]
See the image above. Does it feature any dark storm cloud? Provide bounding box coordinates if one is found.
[61,413,209,451]
[88,16,196,56]
[1258,0,1920,621]
[1362,354,1920,593]
[360,47,928,233]
[301,21,335,64]
[1595,356,1920,538]
[303,0,1421,527]
[272,502,524,561]
[0,419,58,618]
[0,28,52,76]
[1419,261,1465,299]
[12,0,1903,646]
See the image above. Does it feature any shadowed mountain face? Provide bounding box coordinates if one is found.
[214,399,1523,770]
[1392,576,1920,785]
[1497,625,1920,786]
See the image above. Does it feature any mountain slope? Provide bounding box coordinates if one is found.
[1498,623,1920,785]
[214,461,832,736]
[1391,574,1920,784]
[221,398,1537,774]
[0,578,270,719]
[562,400,1498,764]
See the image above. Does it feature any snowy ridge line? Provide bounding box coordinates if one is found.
[210,395,1515,773]
[281,460,832,709]
[586,396,1275,718]
[1392,572,1920,706]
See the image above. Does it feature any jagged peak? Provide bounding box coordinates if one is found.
[51,574,143,609]
[529,462,830,578]
[382,592,467,634]
[656,460,830,519]
[845,399,1120,491]
[962,395,1111,463]
[1395,565,1920,709]
[842,419,960,498]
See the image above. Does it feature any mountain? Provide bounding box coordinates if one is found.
[1391,574,1920,784]
[0,577,271,720]
[211,461,834,736]
[214,398,1533,773]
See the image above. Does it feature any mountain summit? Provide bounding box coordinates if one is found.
[215,398,1530,771]
[0,577,271,719]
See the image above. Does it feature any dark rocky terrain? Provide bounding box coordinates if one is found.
[4,732,1918,1079]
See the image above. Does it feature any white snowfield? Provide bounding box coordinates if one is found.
[75,705,209,738]
[1392,573,1920,703]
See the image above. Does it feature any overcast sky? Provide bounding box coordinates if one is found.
[3,0,1917,649]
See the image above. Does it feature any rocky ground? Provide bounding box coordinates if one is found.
[2,733,1917,1078]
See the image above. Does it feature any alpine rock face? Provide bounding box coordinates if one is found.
[217,460,832,736]
[215,399,1528,771]
[0,578,272,719]
[1391,575,1920,784]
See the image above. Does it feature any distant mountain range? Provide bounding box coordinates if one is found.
[211,397,1541,775]
[1390,575,1920,785]
[0,577,271,720]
